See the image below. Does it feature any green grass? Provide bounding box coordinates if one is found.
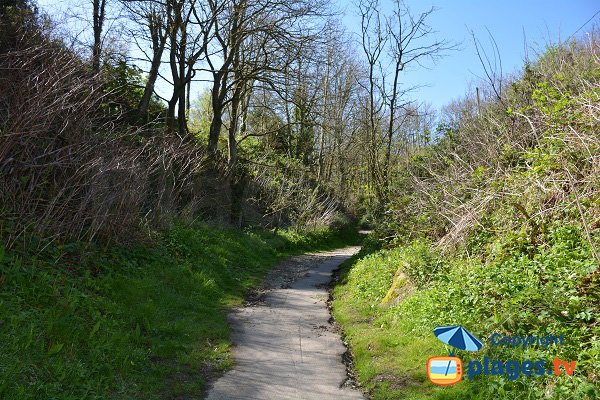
[332,228,598,400]
[0,223,360,399]
[332,247,472,400]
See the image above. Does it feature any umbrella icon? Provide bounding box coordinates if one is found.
[434,325,483,352]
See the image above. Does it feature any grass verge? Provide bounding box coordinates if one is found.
[0,223,360,399]
[332,247,471,400]
[332,229,598,400]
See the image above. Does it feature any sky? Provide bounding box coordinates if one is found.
[37,0,599,113]
[337,0,599,111]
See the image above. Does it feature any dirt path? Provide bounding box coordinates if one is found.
[206,247,365,400]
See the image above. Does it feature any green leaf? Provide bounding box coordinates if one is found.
[47,343,64,356]
[89,320,101,339]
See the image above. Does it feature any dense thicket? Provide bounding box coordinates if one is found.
[0,0,341,245]
[1,0,450,245]
[334,31,599,400]
[381,37,599,250]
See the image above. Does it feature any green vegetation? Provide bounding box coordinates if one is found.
[333,37,599,400]
[1,1,598,399]
[0,224,359,399]
[334,230,597,399]
[333,247,472,400]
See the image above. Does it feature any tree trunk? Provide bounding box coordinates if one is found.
[176,35,187,137]
[317,52,331,182]
[384,59,401,188]
[207,72,225,154]
[138,10,168,120]
[92,0,106,73]
[138,49,164,120]
[167,89,180,133]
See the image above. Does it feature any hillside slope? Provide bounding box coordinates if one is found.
[333,35,599,400]
[0,224,358,399]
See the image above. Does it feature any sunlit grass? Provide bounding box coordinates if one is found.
[0,223,359,399]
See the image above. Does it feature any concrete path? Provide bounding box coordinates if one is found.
[206,247,365,400]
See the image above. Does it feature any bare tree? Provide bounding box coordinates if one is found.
[92,0,107,72]
[204,0,327,159]
[382,0,453,185]
[121,0,173,119]
[358,0,386,199]
[471,27,504,102]
[166,0,215,136]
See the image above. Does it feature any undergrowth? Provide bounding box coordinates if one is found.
[0,223,359,399]
[334,224,598,399]
[332,34,599,400]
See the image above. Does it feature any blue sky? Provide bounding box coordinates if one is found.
[37,0,599,112]
[340,0,599,111]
